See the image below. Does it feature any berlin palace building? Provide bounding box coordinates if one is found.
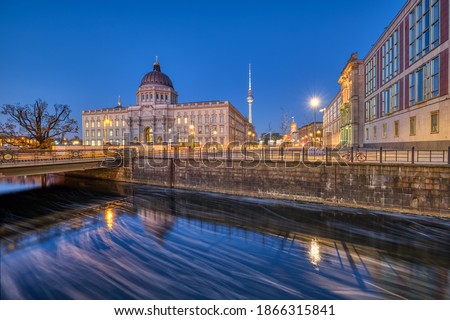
[82,58,254,147]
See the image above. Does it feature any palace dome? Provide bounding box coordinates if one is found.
[140,60,174,88]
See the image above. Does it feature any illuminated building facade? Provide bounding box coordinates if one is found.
[323,0,449,150]
[82,59,251,147]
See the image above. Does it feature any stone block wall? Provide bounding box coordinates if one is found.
[72,159,450,215]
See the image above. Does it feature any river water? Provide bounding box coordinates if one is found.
[0,176,449,299]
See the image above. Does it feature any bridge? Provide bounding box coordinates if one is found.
[0,149,114,178]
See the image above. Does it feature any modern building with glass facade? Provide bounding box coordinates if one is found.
[324,0,449,150]
[82,60,252,147]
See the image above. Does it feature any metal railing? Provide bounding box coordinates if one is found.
[3,146,447,167]
[0,149,109,165]
[137,146,450,166]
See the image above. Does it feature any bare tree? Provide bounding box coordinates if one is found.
[280,111,289,135]
[0,99,78,149]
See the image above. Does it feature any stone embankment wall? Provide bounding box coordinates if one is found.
[72,158,450,215]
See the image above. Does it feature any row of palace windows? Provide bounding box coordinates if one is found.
[365,0,440,96]
[173,136,225,144]
[85,118,126,128]
[140,92,170,102]
[85,128,126,138]
[176,114,225,125]
[84,139,124,146]
[365,111,440,141]
[365,55,440,122]
[172,125,225,135]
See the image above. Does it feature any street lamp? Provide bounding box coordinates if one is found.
[103,117,111,145]
[189,124,195,147]
[310,97,320,148]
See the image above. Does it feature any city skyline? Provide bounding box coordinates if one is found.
[0,0,406,135]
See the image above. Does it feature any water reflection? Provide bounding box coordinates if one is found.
[309,238,321,270]
[1,178,449,300]
[105,207,115,231]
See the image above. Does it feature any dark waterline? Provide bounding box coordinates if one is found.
[1,176,449,299]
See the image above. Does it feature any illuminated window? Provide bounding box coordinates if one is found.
[382,123,387,139]
[431,111,439,133]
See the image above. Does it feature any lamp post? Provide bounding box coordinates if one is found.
[189,124,195,147]
[310,97,320,147]
[103,117,111,145]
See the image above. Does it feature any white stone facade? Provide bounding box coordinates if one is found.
[82,61,251,147]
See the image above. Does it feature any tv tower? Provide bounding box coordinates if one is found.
[247,64,254,124]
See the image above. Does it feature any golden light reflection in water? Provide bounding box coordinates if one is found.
[105,208,115,231]
[309,238,321,269]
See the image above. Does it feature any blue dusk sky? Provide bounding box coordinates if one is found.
[0,0,406,136]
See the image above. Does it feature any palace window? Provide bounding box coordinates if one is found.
[382,123,387,139]
[382,30,399,84]
[431,111,439,133]
[382,82,399,116]
[86,130,89,137]
[85,121,89,128]
[409,0,440,64]
[409,56,439,106]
